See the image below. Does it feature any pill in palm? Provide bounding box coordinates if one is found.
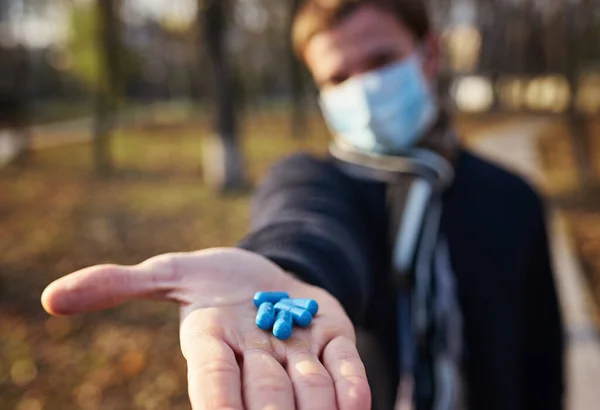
[273,310,293,340]
[253,291,289,308]
[255,302,276,330]
[274,301,313,327]
[281,298,319,316]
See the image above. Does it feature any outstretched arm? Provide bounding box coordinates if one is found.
[42,153,375,410]
[239,153,378,323]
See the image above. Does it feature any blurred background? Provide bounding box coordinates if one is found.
[1,0,599,409]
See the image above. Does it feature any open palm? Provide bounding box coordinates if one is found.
[42,248,371,410]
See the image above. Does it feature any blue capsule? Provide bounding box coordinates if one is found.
[273,310,293,340]
[274,301,313,327]
[255,302,276,330]
[281,298,319,316]
[253,291,289,308]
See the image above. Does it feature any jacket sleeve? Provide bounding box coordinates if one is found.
[521,200,565,410]
[237,153,376,323]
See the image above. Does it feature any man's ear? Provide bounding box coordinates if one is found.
[421,32,442,83]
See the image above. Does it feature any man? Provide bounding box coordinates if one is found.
[42,0,564,409]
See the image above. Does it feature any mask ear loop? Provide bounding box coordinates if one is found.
[415,43,440,97]
[410,45,441,145]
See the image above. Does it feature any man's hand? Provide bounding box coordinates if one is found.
[41,248,371,410]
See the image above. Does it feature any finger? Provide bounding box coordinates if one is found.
[243,349,295,410]
[287,350,336,410]
[322,336,371,410]
[41,254,178,315]
[182,334,244,410]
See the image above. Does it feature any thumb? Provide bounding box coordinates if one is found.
[41,253,180,315]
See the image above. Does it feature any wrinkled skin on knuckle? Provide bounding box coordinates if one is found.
[189,355,238,377]
[241,328,276,354]
[321,336,371,409]
[180,332,222,362]
[242,371,292,395]
[323,349,361,368]
[140,253,181,281]
[294,370,334,391]
[180,309,237,356]
[182,309,230,334]
[284,336,317,355]
[338,375,372,410]
[287,350,333,387]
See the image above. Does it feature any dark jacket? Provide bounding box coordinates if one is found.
[238,149,564,410]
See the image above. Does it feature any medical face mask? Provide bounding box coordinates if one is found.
[319,53,438,154]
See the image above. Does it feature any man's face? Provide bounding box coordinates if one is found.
[303,5,439,91]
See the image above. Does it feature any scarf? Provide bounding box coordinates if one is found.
[330,107,466,410]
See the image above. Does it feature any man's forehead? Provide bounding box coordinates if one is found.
[304,5,415,82]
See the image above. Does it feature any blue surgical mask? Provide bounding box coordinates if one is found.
[319,53,438,154]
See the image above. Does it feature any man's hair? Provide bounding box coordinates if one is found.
[292,0,430,58]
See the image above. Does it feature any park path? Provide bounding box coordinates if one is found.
[471,119,600,410]
[0,105,163,168]
[0,118,93,168]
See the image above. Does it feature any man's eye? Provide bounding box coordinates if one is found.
[366,54,395,71]
[330,75,348,86]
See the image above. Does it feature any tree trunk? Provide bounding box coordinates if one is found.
[200,0,247,192]
[564,3,596,188]
[12,46,32,165]
[93,90,114,176]
[289,0,306,139]
[94,0,121,177]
